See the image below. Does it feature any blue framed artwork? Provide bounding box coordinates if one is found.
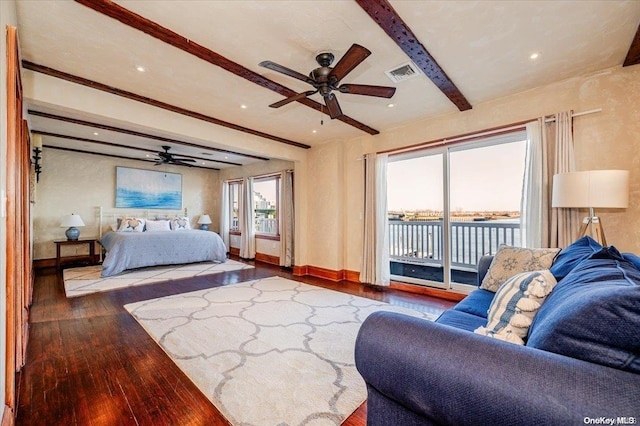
[115,167,182,209]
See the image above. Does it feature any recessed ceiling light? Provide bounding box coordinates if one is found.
[201,162,206,165]
[312,129,317,134]
[224,156,228,160]
[240,104,248,109]
[529,53,540,60]
[93,132,99,136]
[136,65,146,72]
[387,103,395,108]
[146,154,150,158]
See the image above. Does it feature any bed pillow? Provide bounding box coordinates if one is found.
[145,219,171,232]
[475,270,557,345]
[170,216,191,231]
[117,217,145,232]
[480,245,560,292]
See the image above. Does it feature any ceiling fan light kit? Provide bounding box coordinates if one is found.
[260,44,396,119]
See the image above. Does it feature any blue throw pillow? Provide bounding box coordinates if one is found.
[622,252,640,271]
[549,236,602,281]
[527,246,640,373]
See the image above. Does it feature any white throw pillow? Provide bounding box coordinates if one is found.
[145,219,171,232]
[170,216,191,231]
[475,269,557,345]
[117,217,145,233]
[480,245,560,292]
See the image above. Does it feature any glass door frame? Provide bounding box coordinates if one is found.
[388,131,527,290]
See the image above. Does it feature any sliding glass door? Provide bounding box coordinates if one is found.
[387,132,527,290]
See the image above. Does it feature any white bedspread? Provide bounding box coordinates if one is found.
[99,230,227,277]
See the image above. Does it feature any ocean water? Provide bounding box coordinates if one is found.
[115,188,182,209]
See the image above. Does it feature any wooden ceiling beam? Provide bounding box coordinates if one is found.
[44,145,219,170]
[355,0,472,111]
[23,61,310,150]
[31,130,242,167]
[623,21,640,67]
[74,0,380,135]
[27,108,270,162]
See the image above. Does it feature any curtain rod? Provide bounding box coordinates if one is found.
[379,108,602,156]
[544,108,602,123]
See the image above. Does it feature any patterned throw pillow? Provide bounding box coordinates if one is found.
[480,245,560,292]
[145,219,171,232]
[117,217,145,233]
[170,216,191,231]
[475,270,557,345]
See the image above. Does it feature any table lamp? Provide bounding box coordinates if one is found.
[60,213,85,240]
[552,170,629,246]
[198,214,212,231]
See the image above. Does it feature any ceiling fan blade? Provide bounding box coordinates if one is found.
[324,94,343,119]
[174,160,194,167]
[338,84,396,98]
[171,157,196,162]
[328,44,371,84]
[269,90,318,108]
[259,60,314,85]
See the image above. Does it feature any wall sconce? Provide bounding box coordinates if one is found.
[32,147,42,182]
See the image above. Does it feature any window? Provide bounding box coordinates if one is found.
[253,176,279,235]
[229,181,241,232]
[387,131,527,289]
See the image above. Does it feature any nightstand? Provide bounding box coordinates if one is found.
[54,238,99,272]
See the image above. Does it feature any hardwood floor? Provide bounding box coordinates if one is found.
[16,258,455,425]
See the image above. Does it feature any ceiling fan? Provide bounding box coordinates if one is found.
[259,44,396,119]
[154,146,196,166]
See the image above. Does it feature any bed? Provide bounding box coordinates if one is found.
[97,208,228,277]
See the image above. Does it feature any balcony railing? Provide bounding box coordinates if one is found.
[389,219,520,271]
[230,217,277,234]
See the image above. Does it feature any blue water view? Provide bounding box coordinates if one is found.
[115,188,182,209]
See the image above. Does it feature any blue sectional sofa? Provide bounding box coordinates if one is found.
[355,237,640,425]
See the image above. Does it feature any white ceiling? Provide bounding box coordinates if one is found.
[15,0,640,169]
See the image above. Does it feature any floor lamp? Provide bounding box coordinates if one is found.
[551,170,629,246]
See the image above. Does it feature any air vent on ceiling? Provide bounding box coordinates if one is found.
[385,62,421,83]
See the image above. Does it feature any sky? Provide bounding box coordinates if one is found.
[387,140,527,212]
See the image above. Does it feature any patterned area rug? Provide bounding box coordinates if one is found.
[63,260,253,298]
[124,276,437,425]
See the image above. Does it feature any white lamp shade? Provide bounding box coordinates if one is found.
[197,214,212,225]
[552,170,629,208]
[60,214,85,227]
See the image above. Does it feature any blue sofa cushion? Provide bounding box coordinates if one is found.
[436,309,486,332]
[549,236,602,280]
[527,246,640,373]
[452,288,494,318]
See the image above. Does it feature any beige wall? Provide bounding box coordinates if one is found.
[328,64,640,274]
[33,149,218,260]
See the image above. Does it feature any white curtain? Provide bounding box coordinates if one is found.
[219,181,230,251]
[360,153,390,286]
[239,176,256,259]
[521,119,544,248]
[278,170,294,267]
[549,111,581,248]
[520,111,580,249]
